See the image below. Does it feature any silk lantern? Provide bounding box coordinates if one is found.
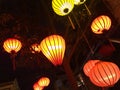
[33,83,43,90]
[91,15,112,34]
[3,38,22,53]
[40,35,65,66]
[3,38,22,70]
[30,43,41,53]
[52,0,74,16]
[89,61,120,87]
[83,60,100,77]
[38,77,50,88]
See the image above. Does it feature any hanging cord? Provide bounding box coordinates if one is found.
[68,15,76,30]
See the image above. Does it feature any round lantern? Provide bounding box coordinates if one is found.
[89,61,120,87]
[52,0,74,16]
[3,38,22,53]
[30,43,41,53]
[74,0,86,5]
[83,60,100,77]
[38,77,50,87]
[33,83,43,90]
[91,15,112,34]
[40,34,65,66]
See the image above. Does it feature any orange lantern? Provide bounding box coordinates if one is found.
[83,60,100,77]
[33,83,43,90]
[3,38,22,53]
[40,34,65,66]
[30,43,41,53]
[91,15,112,34]
[38,77,50,88]
[89,61,120,87]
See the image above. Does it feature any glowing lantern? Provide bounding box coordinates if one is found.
[3,38,22,53]
[52,0,74,16]
[40,35,65,66]
[3,38,22,70]
[33,83,43,90]
[89,61,120,87]
[91,15,112,34]
[74,0,86,5]
[83,60,100,77]
[38,77,50,87]
[30,43,41,53]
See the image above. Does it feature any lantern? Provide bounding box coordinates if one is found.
[30,43,41,53]
[3,38,22,53]
[40,35,65,66]
[91,15,112,34]
[52,0,74,16]
[38,77,50,87]
[89,61,120,87]
[83,60,100,77]
[3,38,22,70]
[33,83,43,90]
[74,0,86,5]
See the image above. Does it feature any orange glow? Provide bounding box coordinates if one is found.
[40,35,65,66]
[38,77,50,87]
[91,15,111,34]
[83,60,100,77]
[33,83,43,90]
[3,38,22,53]
[89,61,120,87]
[30,43,41,53]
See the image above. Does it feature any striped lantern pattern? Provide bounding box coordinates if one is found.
[83,60,100,77]
[74,0,86,5]
[3,38,22,53]
[91,15,112,34]
[52,0,74,16]
[40,35,65,66]
[89,61,120,87]
[33,83,43,90]
[38,77,50,87]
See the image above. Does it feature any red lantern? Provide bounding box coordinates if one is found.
[38,77,50,88]
[3,38,22,53]
[89,61,120,87]
[83,60,100,77]
[33,83,43,90]
[40,35,65,66]
[91,15,111,34]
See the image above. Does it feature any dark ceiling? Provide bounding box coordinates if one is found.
[0,0,120,90]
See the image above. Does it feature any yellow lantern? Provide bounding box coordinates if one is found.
[40,35,65,66]
[52,0,74,16]
[30,43,41,53]
[3,38,22,53]
[74,0,86,5]
[91,15,112,34]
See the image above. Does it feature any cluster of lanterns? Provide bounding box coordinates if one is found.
[83,60,120,87]
[2,0,116,89]
[33,77,50,90]
[52,0,86,16]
